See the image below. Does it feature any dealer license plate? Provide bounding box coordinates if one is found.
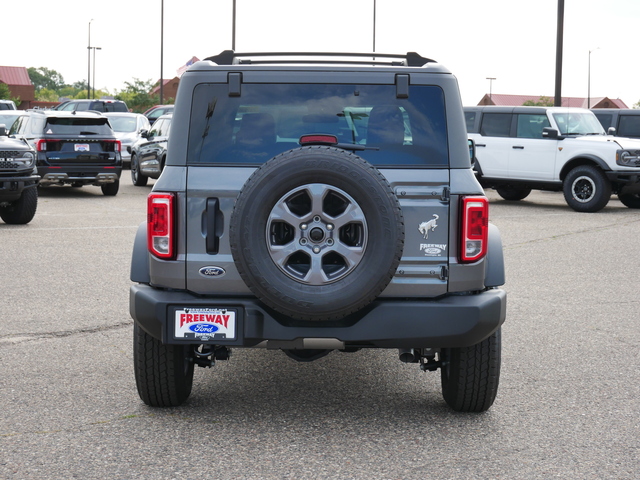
[74,144,90,152]
[174,308,236,341]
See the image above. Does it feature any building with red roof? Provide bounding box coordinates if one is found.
[477,93,628,109]
[0,66,35,108]
[150,77,180,101]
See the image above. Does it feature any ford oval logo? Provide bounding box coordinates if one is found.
[199,266,226,278]
[189,324,219,334]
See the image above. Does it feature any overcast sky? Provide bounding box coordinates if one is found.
[4,0,640,107]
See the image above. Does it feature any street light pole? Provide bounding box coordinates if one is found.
[232,0,236,51]
[554,0,564,106]
[92,47,102,100]
[87,19,93,99]
[160,0,164,104]
[588,47,600,109]
[373,0,376,53]
[486,77,496,103]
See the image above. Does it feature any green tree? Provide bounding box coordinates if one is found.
[0,82,11,99]
[115,78,160,113]
[35,88,60,102]
[27,67,65,91]
[0,82,20,106]
[522,96,554,107]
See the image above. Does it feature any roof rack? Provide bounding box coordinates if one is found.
[204,50,435,67]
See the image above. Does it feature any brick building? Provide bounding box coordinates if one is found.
[0,66,35,109]
[151,77,180,103]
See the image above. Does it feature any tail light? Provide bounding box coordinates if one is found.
[460,196,489,263]
[148,193,175,259]
[36,139,61,151]
[103,139,121,152]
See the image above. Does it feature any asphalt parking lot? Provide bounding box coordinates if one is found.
[1,182,639,479]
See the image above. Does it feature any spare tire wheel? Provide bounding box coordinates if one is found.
[229,146,404,321]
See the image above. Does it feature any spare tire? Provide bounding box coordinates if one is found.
[229,146,404,321]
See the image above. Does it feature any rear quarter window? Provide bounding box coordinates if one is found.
[464,111,477,133]
[480,113,512,137]
[187,83,449,167]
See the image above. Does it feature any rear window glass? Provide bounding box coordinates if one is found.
[44,117,113,135]
[617,115,640,138]
[188,83,448,166]
[104,102,127,112]
[0,114,24,131]
[108,116,137,132]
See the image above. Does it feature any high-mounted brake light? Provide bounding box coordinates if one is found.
[460,196,489,263]
[148,193,175,259]
[299,134,338,146]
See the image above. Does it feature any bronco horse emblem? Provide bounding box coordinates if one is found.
[418,214,439,239]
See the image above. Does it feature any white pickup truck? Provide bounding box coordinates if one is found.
[465,106,640,212]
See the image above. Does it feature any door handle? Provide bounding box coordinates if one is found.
[476,143,486,147]
[512,146,524,149]
[205,198,224,254]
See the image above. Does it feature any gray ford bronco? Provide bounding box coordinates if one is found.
[130,51,507,412]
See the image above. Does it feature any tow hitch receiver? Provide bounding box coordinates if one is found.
[192,345,232,368]
[398,348,443,371]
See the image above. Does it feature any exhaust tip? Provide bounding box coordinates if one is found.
[398,348,417,363]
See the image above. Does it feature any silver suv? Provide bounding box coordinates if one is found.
[130,51,507,412]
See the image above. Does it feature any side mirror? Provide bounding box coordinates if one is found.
[542,127,559,139]
[607,127,617,136]
[140,129,150,138]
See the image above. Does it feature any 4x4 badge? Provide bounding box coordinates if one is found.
[418,215,439,239]
[199,266,226,278]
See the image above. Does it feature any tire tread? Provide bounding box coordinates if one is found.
[133,324,193,407]
[441,329,501,412]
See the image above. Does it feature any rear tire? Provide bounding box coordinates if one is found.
[440,328,501,412]
[563,165,610,212]
[133,323,194,407]
[101,180,119,196]
[0,186,38,224]
[131,154,148,186]
[495,185,531,201]
[618,192,640,209]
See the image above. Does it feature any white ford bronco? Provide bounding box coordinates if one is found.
[465,106,640,212]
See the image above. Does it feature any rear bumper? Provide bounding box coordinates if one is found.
[130,284,506,349]
[38,166,121,185]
